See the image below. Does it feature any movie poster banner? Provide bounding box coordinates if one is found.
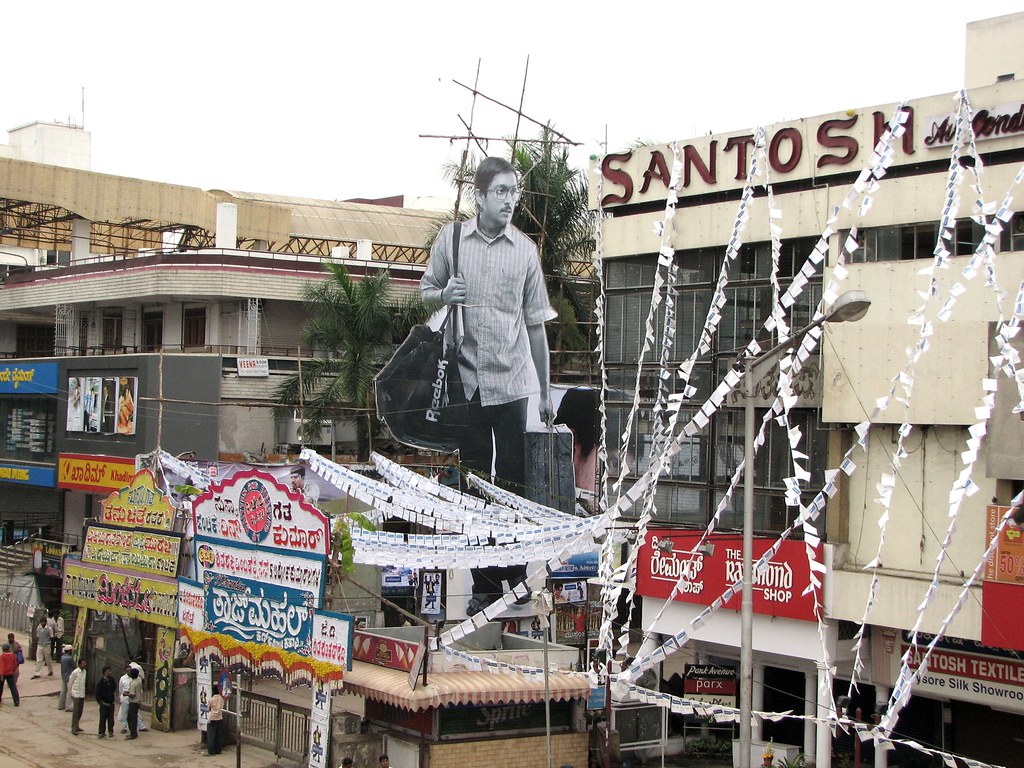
[203,571,315,656]
[192,468,330,559]
[308,680,332,768]
[82,523,182,578]
[312,610,355,674]
[61,559,179,628]
[193,539,325,597]
[100,470,176,531]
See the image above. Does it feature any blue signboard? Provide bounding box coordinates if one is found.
[550,551,600,579]
[0,362,58,395]
[0,463,56,488]
[203,571,314,655]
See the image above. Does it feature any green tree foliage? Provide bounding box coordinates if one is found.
[274,263,435,459]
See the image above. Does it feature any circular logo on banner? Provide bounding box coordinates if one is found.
[238,478,272,543]
[197,543,216,568]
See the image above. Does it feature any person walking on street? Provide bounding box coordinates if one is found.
[96,665,116,738]
[0,642,19,706]
[58,645,75,710]
[205,684,225,755]
[7,632,24,684]
[125,666,142,739]
[68,657,87,734]
[51,611,64,659]
[31,616,53,678]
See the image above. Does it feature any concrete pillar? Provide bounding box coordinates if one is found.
[215,203,238,249]
[815,663,832,768]
[752,662,765,742]
[874,685,890,768]
[71,218,90,263]
[804,668,816,757]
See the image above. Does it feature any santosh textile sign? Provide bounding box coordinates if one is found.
[58,453,137,494]
[0,362,58,394]
[82,523,183,579]
[100,470,175,531]
[62,559,179,628]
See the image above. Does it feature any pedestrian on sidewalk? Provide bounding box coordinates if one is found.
[125,666,142,740]
[68,657,87,734]
[51,611,64,659]
[31,616,53,678]
[96,665,116,738]
[205,684,225,755]
[0,642,19,706]
[7,632,24,683]
[58,645,75,710]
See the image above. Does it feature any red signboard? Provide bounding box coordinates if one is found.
[636,530,821,622]
[352,630,424,672]
[981,581,1024,652]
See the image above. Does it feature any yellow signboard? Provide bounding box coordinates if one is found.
[81,524,182,579]
[62,560,179,629]
[100,470,175,532]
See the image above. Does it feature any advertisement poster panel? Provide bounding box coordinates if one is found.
[636,530,820,622]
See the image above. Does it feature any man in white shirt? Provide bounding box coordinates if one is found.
[68,658,87,734]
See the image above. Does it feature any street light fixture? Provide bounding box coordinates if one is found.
[738,289,870,767]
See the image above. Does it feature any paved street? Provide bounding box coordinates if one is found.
[0,663,295,768]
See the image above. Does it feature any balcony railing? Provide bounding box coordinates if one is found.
[2,247,427,286]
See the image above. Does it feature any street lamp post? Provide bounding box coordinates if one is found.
[738,290,870,768]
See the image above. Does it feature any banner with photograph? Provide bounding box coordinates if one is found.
[116,376,138,435]
[420,570,443,615]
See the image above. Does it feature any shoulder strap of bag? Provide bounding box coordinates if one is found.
[449,222,462,346]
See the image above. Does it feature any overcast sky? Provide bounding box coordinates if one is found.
[1,1,1020,203]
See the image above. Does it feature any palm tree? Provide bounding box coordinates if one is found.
[274,263,435,460]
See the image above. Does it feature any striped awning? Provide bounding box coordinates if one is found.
[342,661,591,711]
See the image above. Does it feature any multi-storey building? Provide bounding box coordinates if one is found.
[0,122,438,542]
[597,12,1024,768]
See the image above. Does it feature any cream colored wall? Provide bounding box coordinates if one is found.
[966,12,1024,88]
[823,251,1024,425]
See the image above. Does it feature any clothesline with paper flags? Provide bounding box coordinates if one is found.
[876,495,1022,747]
[845,134,1023,696]
[842,100,1024,720]
[300,449,602,551]
[614,680,1007,768]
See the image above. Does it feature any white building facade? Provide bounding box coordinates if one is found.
[597,13,1024,768]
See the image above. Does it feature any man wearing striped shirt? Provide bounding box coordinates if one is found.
[421,156,556,615]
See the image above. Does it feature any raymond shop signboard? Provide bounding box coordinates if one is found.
[636,530,820,622]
